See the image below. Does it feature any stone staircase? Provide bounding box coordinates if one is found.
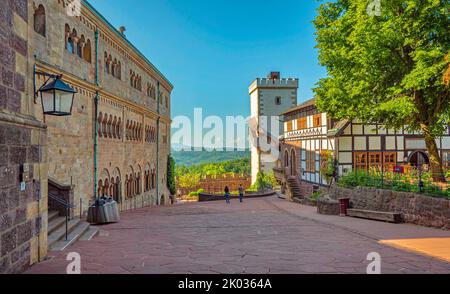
[47,210,99,251]
[287,177,303,201]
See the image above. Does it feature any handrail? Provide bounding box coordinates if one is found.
[48,192,75,209]
[48,192,75,241]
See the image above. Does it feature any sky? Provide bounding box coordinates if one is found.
[88,0,328,124]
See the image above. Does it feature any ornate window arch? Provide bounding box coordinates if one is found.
[112,117,117,139]
[77,35,85,59]
[65,24,74,53]
[84,39,92,63]
[34,4,46,37]
[117,118,121,139]
[98,112,103,138]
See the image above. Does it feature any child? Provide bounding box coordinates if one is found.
[224,186,230,204]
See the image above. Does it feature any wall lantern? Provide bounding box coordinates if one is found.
[34,69,76,116]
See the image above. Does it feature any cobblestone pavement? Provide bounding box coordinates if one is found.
[26,197,450,274]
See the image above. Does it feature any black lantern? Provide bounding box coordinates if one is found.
[34,68,77,116]
[38,76,76,116]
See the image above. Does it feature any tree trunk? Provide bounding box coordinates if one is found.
[420,124,446,182]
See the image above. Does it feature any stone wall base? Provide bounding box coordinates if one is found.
[329,186,450,230]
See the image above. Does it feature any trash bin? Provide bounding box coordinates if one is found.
[87,198,120,224]
[338,198,350,216]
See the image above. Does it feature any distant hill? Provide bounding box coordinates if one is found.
[172,150,250,167]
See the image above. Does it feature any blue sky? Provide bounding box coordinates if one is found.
[89,0,327,122]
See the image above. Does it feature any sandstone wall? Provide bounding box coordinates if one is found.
[0,0,48,273]
[330,186,450,230]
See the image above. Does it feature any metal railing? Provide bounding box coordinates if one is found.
[48,192,76,241]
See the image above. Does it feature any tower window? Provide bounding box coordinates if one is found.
[275,96,282,105]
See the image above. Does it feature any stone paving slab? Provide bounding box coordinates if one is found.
[24,198,450,274]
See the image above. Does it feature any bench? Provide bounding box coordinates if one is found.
[347,209,403,223]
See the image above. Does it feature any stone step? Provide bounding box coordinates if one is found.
[48,211,60,222]
[48,216,66,235]
[347,209,403,223]
[48,218,82,249]
[79,226,99,241]
[50,222,91,251]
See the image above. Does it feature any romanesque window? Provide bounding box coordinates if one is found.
[65,24,75,54]
[98,112,103,137]
[34,5,46,37]
[98,180,103,197]
[102,116,108,137]
[77,35,84,59]
[117,118,121,139]
[105,52,110,73]
[116,61,121,79]
[112,117,117,138]
[108,115,113,138]
[284,150,289,167]
[84,39,92,63]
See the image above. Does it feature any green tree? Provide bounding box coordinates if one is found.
[177,173,201,191]
[167,155,177,195]
[314,0,449,182]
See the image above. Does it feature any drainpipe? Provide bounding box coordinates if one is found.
[156,81,160,205]
[93,29,99,200]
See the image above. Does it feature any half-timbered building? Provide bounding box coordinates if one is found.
[276,99,450,188]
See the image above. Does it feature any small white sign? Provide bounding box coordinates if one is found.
[20,182,26,191]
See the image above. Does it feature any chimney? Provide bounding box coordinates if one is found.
[118,26,126,36]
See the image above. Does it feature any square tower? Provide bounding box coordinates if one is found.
[248,72,299,183]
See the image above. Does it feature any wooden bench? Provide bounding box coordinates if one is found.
[347,209,403,223]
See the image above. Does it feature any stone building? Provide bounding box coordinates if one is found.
[1,0,172,273]
[248,72,298,183]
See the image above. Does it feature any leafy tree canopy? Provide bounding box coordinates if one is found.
[314,0,449,180]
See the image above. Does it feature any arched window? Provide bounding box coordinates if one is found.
[77,35,85,59]
[117,118,121,139]
[34,5,46,37]
[117,61,122,79]
[112,117,117,139]
[84,39,92,63]
[104,178,110,196]
[106,115,111,138]
[111,59,116,77]
[98,180,103,197]
[98,112,103,138]
[67,37,74,54]
[71,29,78,55]
[104,52,109,73]
[102,115,108,138]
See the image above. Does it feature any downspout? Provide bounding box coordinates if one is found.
[156,81,161,205]
[93,29,99,200]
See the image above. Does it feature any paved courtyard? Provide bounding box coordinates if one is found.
[26,197,450,274]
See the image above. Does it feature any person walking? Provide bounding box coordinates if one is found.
[238,184,244,203]
[224,186,230,204]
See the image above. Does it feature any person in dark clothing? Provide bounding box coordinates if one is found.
[224,186,230,204]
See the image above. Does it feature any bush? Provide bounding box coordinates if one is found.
[250,171,277,192]
[338,170,449,198]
